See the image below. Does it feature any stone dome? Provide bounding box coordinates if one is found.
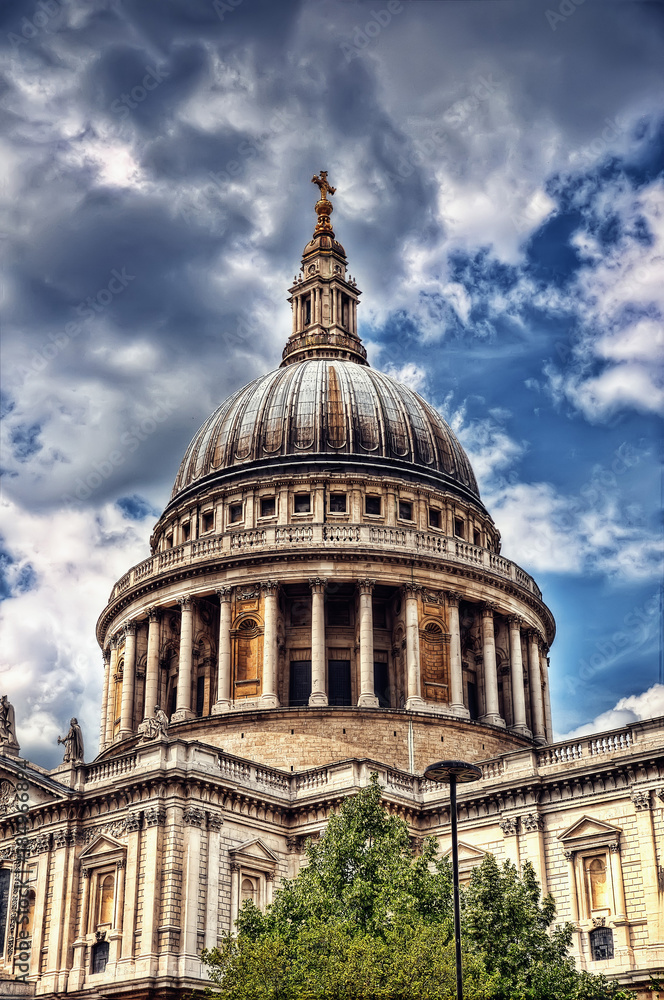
[170,359,480,504]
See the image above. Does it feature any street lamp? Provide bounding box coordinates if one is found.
[423,759,482,1000]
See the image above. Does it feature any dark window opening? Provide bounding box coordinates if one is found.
[342,294,349,329]
[372,604,387,629]
[399,500,413,521]
[0,869,10,953]
[329,492,347,513]
[260,496,276,517]
[165,534,173,549]
[429,508,441,529]
[92,940,109,974]
[374,662,390,707]
[196,675,205,717]
[290,599,311,628]
[294,493,311,514]
[202,511,214,533]
[327,601,351,627]
[589,927,614,961]
[454,518,464,538]
[170,684,177,717]
[304,296,312,325]
[289,661,311,706]
[229,503,243,523]
[182,522,191,541]
[467,680,479,720]
[365,495,381,516]
[328,660,351,706]
[473,529,481,546]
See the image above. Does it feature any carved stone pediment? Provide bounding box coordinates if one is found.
[557,815,621,854]
[439,840,486,871]
[230,837,279,872]
[78,833,126,870]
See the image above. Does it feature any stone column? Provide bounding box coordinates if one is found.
[480,605,504,727]
[229,862,241,931]
[173,596,195,722]
[404,585,425,710]
[357,579,378,708]
[527,631,546,744]
[205,815,223,949]
[138,809,162,977]
[261,581,279,708]
[508,616,531,737]
[309,578,328,706]
[70,866,91,988]
[630,790,661,940]
[212,588,233,713]
[119,622,137,738]
[181,807,204,975]
[608,842,633,965]
[143,608,161,722]
[106,636,119,744]
[100,648,111,751]
[446,592,469,717]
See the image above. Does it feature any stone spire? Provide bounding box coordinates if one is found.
[281,172,368,367]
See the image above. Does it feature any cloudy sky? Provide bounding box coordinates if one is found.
[1,0,662,767]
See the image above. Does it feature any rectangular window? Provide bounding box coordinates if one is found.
[92,940,109,974]
[429,509,441,529]
[294,493,311,514]
[196,675,205,717]
[398,500,413,521]
[290,599,311,628]
[374,661,390,707]
[328,660,352,706]
[372,604,387,629]
[473,529,481,546]
[327,601,351,627]
[329,492,347,513]
[454,518,464,538]
[260,496,276,518]
[202,511,214,533]
[182,521,191,541]
[467,679,479,720]
[0,869,10,954]
[229,503,243,523]
[365,495,381,516]
[289,661,312,706]
[165,534,173,549]
[590,927,614,961]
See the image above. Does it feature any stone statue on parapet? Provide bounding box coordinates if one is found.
[0,695,20,755]
[58,718,85,763]
[139,705,169,740]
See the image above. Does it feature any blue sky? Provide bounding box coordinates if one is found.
[0,0,662,766]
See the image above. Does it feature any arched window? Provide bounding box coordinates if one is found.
[585,857,609,911]
[241,877,258,906]
[421,621,448,704]
[98,873,115,926]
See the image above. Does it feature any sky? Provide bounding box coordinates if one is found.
[0,0,662,768]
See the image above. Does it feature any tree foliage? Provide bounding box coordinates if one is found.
[202,776,635,1000]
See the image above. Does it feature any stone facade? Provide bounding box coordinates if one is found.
[0,184,662,998]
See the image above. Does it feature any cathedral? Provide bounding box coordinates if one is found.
[0,176,662,999]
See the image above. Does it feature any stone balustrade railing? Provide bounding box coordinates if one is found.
[537,728,634,767]
[109,523,543,602]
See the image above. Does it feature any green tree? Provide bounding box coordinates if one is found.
[202,776,634,1000]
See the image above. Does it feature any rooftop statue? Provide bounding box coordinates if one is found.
[0,695,19,754]
[58,717,85,763]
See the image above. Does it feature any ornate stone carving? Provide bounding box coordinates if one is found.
[631,789,650,811]
[592,916,606,927]
[262,580,279,595]
[125,812,142,833]
[208,814,224,831]
[57,718,84,763]
[0,695,20,753]
[178,595,193,612]
[445,591,462,607]
[184,807,204,827]
[0,779,16,814]
[216,586,233,603]
[357,578,376,594]
[54,829,73,849]
[522,813,543,832]
[147,606,161,623]
[563,850,574,861]
[33,834,50,854]
[229,861,241,873]
[145,807,166,828]
[499,816,518,836]
[116,858,127,871]
[309,577,327,593]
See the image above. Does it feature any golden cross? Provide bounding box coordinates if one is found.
[312,170,336,201]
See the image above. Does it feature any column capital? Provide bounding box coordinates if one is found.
[262,580,279,595]
[178,595,193,611]
[507,615,524,629]
[124,621,138,637]
[309,577,327,594]
[216,586,233,603]
[403,583,421,597]
[357,578,375,595]
[481,603,496,618]
[103,647,111,664]
[444,591,462,607]
[526,628,542,645]
[110,633,121,649]
[147,606,161,623]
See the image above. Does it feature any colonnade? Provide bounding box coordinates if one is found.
[99,580,552,751]
[291,286,357,335]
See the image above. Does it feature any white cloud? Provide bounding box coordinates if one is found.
[0,500,150,766]
[555,683,664,741]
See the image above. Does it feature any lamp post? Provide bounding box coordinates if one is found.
[423,759,482,1000]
